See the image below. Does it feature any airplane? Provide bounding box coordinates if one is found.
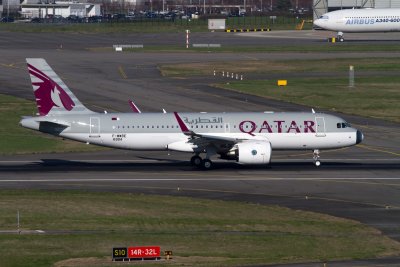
[313,8,400,41]
[20,58,364,169]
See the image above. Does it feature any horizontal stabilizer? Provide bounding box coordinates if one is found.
[36,119,71,128]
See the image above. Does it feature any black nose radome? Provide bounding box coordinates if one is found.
[356,130,364,144]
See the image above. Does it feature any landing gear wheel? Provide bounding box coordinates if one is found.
[190,155,202,167]
[337,32,344,42]
[202,159,213,170]
[313,149,321,167]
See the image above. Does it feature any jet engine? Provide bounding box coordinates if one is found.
[235,141,272,165]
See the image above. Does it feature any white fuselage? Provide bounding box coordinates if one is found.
[67,132,356,151]
[314,8,400,33]
[20,112,361,153]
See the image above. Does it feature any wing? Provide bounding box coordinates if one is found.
[173,112,248,151]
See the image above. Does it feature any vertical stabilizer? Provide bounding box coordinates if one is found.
[26,58,93,116]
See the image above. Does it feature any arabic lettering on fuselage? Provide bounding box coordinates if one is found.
[183,117,223,124]
[345,17,400,25]
[239,120,316,136]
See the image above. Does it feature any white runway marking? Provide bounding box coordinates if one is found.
[0,178,399,182]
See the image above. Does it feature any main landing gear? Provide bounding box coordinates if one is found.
[190,155,213,170]
[313,149,321,167]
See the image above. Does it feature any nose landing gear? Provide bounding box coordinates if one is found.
[337,31,344,42]
[313,149,321,167]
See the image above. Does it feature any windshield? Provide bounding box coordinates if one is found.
[337,122,352,129]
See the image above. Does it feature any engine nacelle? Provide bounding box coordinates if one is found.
[236,141,272,165]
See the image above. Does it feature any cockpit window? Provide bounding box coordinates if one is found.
[337,122,352,128]
[319,15,329,19]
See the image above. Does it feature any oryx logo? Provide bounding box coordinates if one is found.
[28,63,75,116]
[251,149,257,156]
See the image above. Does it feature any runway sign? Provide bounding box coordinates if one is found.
[277,80,288,86]
[112,246,161,261]
[164,250,173,260]
[208,19,226,30]
[128,246,160,258]
[112,247,127,259]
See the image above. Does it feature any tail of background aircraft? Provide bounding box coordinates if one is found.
[26,58,93,116]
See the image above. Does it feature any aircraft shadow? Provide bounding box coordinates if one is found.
[0,159,399,172]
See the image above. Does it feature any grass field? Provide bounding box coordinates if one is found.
[217,77,400,122]
[160,58,400,75]
[0,94,106,154]
[0,190,399,267]
[160,58,400,122]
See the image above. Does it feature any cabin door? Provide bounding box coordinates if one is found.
[89,117,101,138]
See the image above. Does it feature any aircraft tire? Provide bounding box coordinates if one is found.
[202,159,213,170]
[191,155,202,167]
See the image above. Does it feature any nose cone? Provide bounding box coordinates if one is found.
[356,130,364,144]
[313,19,322,28]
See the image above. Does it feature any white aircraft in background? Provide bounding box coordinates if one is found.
[20,58,364,169]
[314,8,400,41]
